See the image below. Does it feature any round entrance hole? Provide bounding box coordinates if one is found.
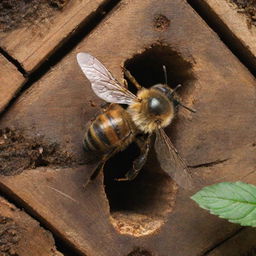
[103,45,195,237]
[124,44,195,94]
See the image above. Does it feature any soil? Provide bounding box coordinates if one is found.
[0,0,70,32]
[0,128,78,176]
[230,0,256,27]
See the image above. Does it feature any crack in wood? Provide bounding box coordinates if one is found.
[201,227,244,256]
[0,182,85,256]
[189,158,229,168]
[0,47,27,76]
[0,0,122,122]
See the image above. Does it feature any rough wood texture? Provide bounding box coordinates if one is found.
[0,196,62,256]
[207,228,256,256]
[0,55,25,113]
[189,0,256,67]
[0,0,255,255]
[0,0,106,73]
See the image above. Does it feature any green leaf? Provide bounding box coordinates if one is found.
[191,182,256,227]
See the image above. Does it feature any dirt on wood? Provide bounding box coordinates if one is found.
[0,128,79,176]
[0,216,21,256]
[0,0,70,32]
[0,197,63,256]
[230,0,256,27]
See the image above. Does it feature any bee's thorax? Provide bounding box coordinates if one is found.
[128,88,174,133]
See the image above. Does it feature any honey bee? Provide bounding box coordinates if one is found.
[77,53,196,189]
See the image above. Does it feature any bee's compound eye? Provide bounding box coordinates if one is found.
[148,97,168,115]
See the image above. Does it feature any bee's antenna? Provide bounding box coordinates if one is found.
[172,84,182,93]
[178,102,197,113]
[163,65,168,85]
[171,84,197,113]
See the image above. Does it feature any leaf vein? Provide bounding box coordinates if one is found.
[200,196,256,206]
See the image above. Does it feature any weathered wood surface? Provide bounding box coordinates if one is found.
[0,196,62,256]
[190,0,256,66]
[0,0,255,255]
[207,228,256,256]
[0,0,106,73]
[0,54,25,113]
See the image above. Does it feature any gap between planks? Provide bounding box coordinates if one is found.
[187,0,256,77]
[0,0,121,122]
[201,227,245,256]
[0,181,85,256]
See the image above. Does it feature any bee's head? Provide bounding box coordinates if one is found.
[152,83,196,113]
[128,88,175,133]
[139,88,174,120]
[147,94,171,116]
[127,68,195,133]
[152,84,176,102]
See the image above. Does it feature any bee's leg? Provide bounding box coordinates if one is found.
[122,67,142,90]
[83,161,104,188]
[83,149,116,188]
[123,78,129,89]
[116,135,151,181]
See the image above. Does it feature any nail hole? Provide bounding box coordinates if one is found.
[153,14,170,32]
[104,45,195,237]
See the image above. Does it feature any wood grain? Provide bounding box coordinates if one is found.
[0,0,255,255]
[189,0,256,69]
[0,0,107,72]
[0,196,62,256]
[206,228,256,256]
[0,55,25,113]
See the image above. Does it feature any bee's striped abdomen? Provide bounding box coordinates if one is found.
[84,105,134,153]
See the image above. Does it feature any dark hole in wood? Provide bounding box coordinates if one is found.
[104,144,178,237]
[124,44,195,95]
[103,45,195,236]
[127,247,153,256]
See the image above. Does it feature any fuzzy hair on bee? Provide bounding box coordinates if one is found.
[127,87,175,133]
[77,52,196,190]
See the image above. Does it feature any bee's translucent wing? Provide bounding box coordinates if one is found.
[155,128,193,190]
[77,53,137,105]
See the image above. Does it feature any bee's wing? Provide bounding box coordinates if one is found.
[155,128,193,190]
[77,53,137,105]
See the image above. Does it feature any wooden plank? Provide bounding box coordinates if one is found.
[0,55,25,113]
[0,196,62,256]
[0,0,255,255]
[206,228,256,256]
[0,0,107,73]
[189,0,256,67]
